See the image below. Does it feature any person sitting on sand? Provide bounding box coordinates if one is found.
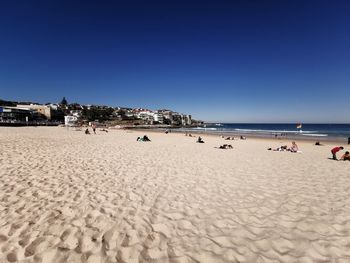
[340,151,350,161]
[188,133,193,137]
[315,141,322,146]
[240,136,246,140]
[85,128,90,135]
[331,146,344,160]
[289,141,299,153]
[197,136,204,143]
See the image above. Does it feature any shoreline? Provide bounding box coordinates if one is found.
[131,127,349,145]
[2,125,348,145]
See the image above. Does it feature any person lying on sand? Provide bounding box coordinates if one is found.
[218,144,233,149]
[268,145,288,151]
[268,142,299,153]
[225,136,234,140]
[137,135,151,142]
[340,151,350,161]
[100,128,108,133]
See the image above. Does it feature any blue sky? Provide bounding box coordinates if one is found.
[0,0,349,122]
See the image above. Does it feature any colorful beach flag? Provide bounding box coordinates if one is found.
[296,123,302,129]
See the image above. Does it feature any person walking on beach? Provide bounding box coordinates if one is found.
[348,137,350,145]
[331,146,344,160]
[92,124,96,134]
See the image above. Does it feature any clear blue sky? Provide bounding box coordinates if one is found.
[0,0,349,123]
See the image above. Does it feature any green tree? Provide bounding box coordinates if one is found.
[60,97,68,105]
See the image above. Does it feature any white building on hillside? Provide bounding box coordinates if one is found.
[153,112,164,123]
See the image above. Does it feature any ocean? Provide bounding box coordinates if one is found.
[177,123,350,142]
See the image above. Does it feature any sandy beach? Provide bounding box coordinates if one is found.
[0,126,349,263]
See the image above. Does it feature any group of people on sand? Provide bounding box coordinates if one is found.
[268,141,299,153]
[84,124,109,134]
[193,134,248,148]
[221,135,246,140]
[83,128,350,161]
[331,146,350,161]
[266,141,349,160]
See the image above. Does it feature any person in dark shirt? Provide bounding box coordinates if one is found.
[197,136,204,143]
[143,135,151,141]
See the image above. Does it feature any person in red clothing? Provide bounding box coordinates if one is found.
[331,146,344,160]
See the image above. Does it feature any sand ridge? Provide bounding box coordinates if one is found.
[0,127,349,262]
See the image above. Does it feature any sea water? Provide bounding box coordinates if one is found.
[178,123,350,141]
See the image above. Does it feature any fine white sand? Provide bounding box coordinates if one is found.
[0,127,349,263]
